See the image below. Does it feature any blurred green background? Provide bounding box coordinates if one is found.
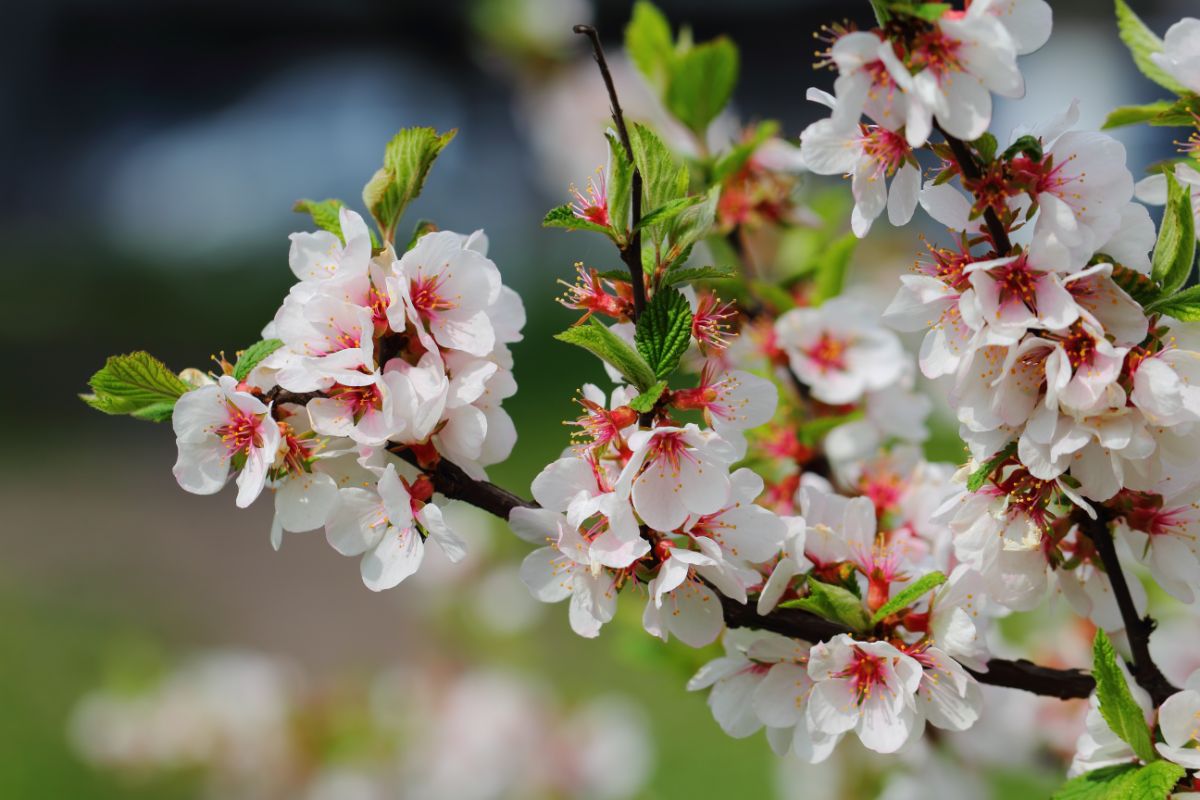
[1,0,1193,797]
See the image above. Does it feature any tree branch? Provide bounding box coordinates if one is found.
[574,24,646,320]
[1081,509,1177,705]
[934,122,1012,255]
[408,450,1098,701]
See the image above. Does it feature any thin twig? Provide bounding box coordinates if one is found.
[1082,510,1177,705]
[574,24,647,320]
[935,122,1012,255]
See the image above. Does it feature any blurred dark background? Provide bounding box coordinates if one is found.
[0,0,1192,797]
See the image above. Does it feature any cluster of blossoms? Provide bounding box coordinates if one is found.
[70,651,652,800]
[84,0,1200,794]
[172,201,524,591]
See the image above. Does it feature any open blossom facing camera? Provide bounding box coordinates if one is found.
[85,0,1200,792]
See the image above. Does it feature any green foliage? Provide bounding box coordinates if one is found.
[781,579,871,633]
[811,232,857,304]
[232,339,283,382]
[1002,134,1044,162]
[630,123,689,244]
[637,196,703,232]
[667,185,721,262]
[555,318,657,391]
[1150,170,1196,296]
[625,1,675,92]
[967,442,1017,491]
[711,120,781,182]
[404,219,439,251]
[665,38,739,135]
[1103,101,1178,128]
[1092,630,1157,764]
[796,410,862,446]
[629,380,668,413]
[543,204,613,237]
[635,287,694,379]
[1052,761,1184,799]
[1147,284,1200,320]
[973,132,999,163]
[663,264,736,286]
[1111,263,1161,306]
[362,127,456,243]
[871,572,947,624]
[892,2,951,22]
[82,352,191,422]
[606,131,635,239]
[293,198,347,241]
[1114,0,1187,94]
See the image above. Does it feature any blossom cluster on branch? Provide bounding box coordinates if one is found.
[83,0,1200,795]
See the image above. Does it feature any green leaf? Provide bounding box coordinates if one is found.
[634,286,694,379]
[1150,169,1196,295]
[780,579,871,632]
[232,339,284,382]
[606,131,635,238]
[894,2,951,22]
[665,37,739,135]
[1147,284,1200,320]
[1115,0,1188,94]
[542,203,614,237]
[663,264,736,285]
[628,380,668,413]
[973,132,998,163]
[630,122,689,241]
[1111,262,1161,306]
[293,198,347,241]
[625,0,675,92]
[404,219,439,252]
[869,0,891,25]
[812,232,857,304]
[1093,630,1157,763]
[637,195,703,232]
[83,352,191,423]
[555,319,657,391]
[1051,763,1139,800]
[1002,134,1043,162]
[1103,101,1178,129]
[711,120,781,182]
[1052,761,1185,800]
[667,185,721,259]
[871,572,947,624]
[967,442,1017,492]
[362,127,456,243]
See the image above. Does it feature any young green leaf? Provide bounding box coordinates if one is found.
[293,198,347,241]
[555,319,657,391]
[1150,169,1196,296]
[625,1,675,92]
[812,232,857,304]
[1092,629,1157,764]
[543,204,614,237]
[636,195,703,232]
[233,339,284,382]
[628,380,668,413]
[665,38,739,135]
[871,571,947,624]
[1147,284,1200,320]
[972,132,998,163]
[711,120,781,182]
[362,127,456,243]
[1109,262,1163,306]
[1115,0,1187,94]
[663,264,737,285]
[634,286,694,379]
[1001,134,1043,162]
[605,131,635,239]
[1103,101,1178,129]
[83,352,191,423]
[630,122,689,238]
[967,442,1017,491]
[895,3,951,23]
[667,185,721,258]
[1050,763,1140,800]
[1121,760,1187,799]
[781,579,871,632]
[405,219,439,252]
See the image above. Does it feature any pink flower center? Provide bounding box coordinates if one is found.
[912,29,963,80]
[410,272,457,320]
[646,431,698,474]
[861,127,910,175]
[217,404,266,457]
[805,332,849,373]
[330,382,383,422]
[990,256,1042,314]
[1061,324,1096,369]
[836,647,891,700]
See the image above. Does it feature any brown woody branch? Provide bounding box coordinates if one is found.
[934,122,1013,255]
[574,24,647,321]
